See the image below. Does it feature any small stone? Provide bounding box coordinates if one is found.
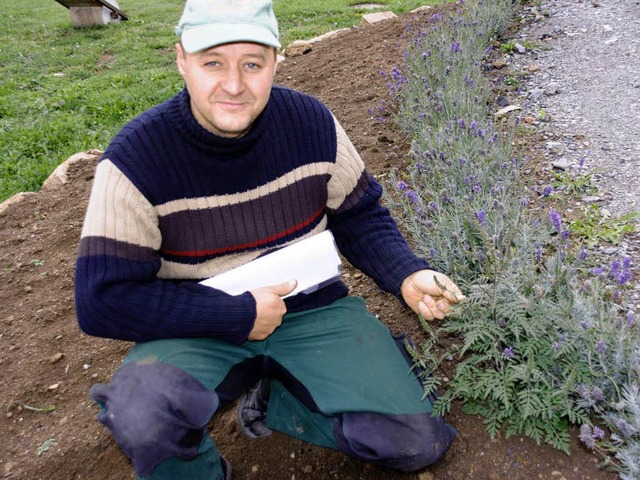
[418,472,435,480]
[492,59,508,69]
[551,158,572,170]
[47,383,59,391]
[496,95,509,107]
[251,465,259,473]
[49,352,64,363]
[284,40,312,57]
[361,11,397,26]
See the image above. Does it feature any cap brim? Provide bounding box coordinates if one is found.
[181,24,281,53]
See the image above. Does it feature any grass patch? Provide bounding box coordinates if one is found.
[0,0,439,202]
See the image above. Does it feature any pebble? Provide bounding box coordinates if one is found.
[49,352,64,363]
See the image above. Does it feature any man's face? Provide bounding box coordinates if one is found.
[176,41,277,138]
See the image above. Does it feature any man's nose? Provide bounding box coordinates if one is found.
[221,66,243,95]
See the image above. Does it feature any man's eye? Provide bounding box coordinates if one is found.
[245,63,261,70]
[205,61,221,68]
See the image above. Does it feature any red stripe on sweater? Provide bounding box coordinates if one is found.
[161,206,325,258]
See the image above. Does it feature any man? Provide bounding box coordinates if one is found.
[74,0,463,478]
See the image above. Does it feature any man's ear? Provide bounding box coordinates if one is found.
[176,43,186,76]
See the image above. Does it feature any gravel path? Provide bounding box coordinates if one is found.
[511,0,640,305]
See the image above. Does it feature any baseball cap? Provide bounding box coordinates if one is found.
[176,0,281,53]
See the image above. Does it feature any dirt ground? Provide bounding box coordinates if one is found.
[0,6,621,480]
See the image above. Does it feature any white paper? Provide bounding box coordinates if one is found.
[199,230,342,298]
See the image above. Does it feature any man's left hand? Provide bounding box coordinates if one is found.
[400,269,465,321]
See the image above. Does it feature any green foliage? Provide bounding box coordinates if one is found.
[385,0,640,471]
[569,205,639,248]
[552,170,597,195]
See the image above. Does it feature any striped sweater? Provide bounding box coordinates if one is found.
[74,86,428,344]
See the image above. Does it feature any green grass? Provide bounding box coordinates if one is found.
[0,0,438,202]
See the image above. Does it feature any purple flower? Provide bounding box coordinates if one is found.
[503,346,515,358]
[405,190,419,205]
[475,209,487,226]
[579,424,596,450]
[458,118,466,129]
[534,242,542,262]
[578,246,588,261]
[614,418,632,437]
[595,341,607,354]
[609,260,621,278]
[450,41,462,53]
[470,120,478,130]
[627,312,634,328]
[617,270,633,285]
[592,426,605,440]
[589,267,604,275]
[592,387,604,402]
[396,180,408,191]
[552,342,559,352]
[623,256,632,269]
[549,209,562,232]
[542,185,553,197]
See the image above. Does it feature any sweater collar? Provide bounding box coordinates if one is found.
[171,87,270,154]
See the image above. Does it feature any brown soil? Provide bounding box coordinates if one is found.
[0,7,619,480]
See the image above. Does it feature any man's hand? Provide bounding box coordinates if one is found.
[401,269,465,321]
[248,280,297,340]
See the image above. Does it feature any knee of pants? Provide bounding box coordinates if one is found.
[90,362,219,477]
[333,411,457,472]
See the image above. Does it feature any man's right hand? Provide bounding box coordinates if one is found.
[248,280,297,341]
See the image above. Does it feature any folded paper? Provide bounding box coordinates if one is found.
[200,230,342,298]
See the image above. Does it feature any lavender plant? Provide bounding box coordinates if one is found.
[385,0,640,474]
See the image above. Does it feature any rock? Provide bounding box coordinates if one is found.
[492,59,508,69]
[0,192,37,216]
[514,42,527,54]
[528,88,545,100]
[496,95,509,107]
[361,11,397,26]
[418,472,434,480]
[411,6,433,13]
[545,82,561,95]
[283,28,349,57]
[41,150,101,191]
[49,352,64,364]
[551,158,572,170]
[495,105,521,117]
[284,40,313,57]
